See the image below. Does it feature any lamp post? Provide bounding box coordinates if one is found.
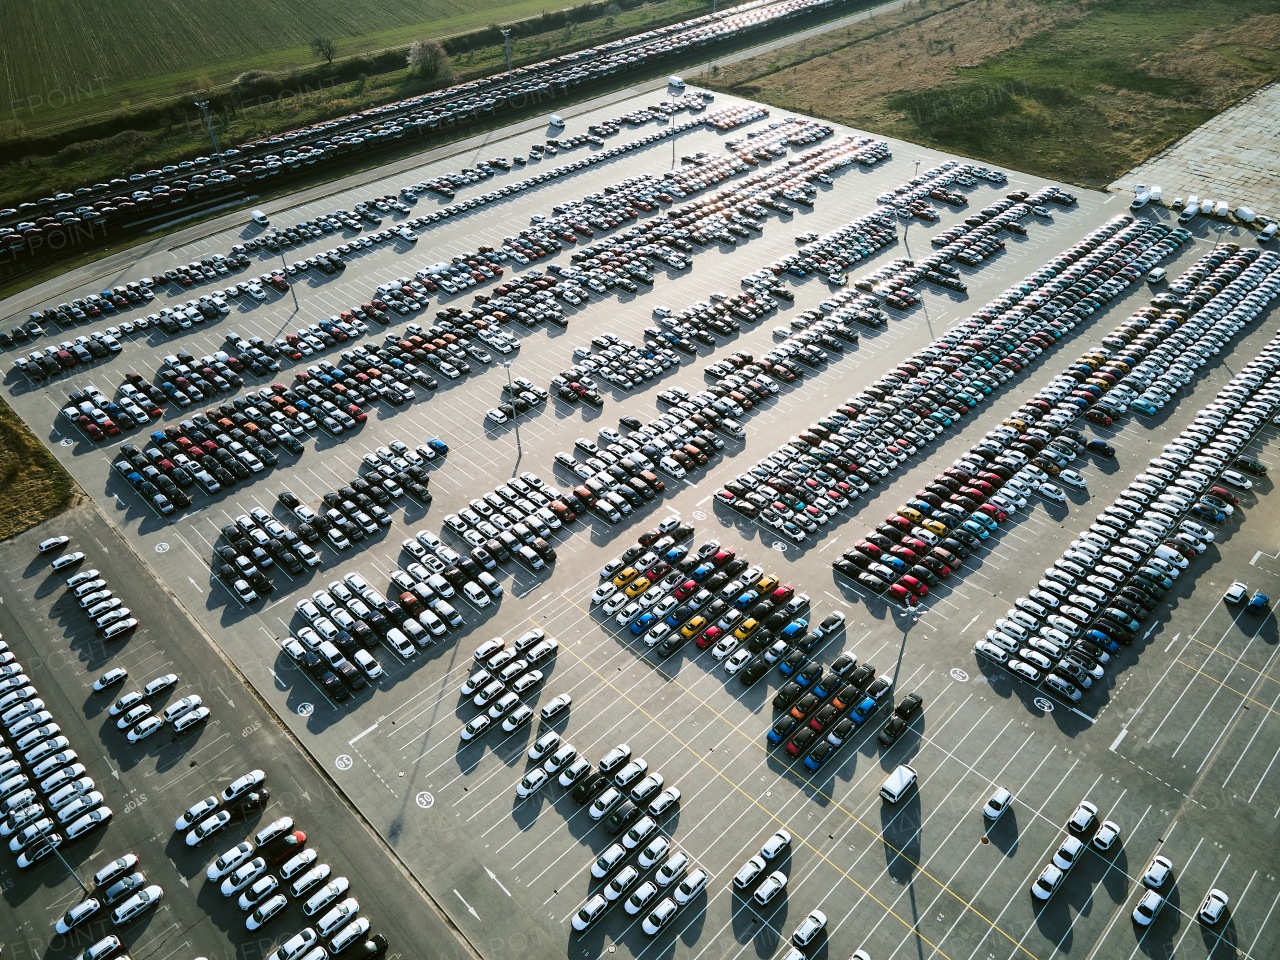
[502,361,523,462]
[33,837,90,896]
[500,29,513,72]
[194,99,223,165]
[278,249,300,313]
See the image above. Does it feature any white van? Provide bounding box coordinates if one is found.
[668,76,685,89]
[881,764,917,803]
[251,209,270,227]
[548,115,566,128]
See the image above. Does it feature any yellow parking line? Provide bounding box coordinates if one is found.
[1187,635,1280,692]
[1175,659,1280,721]
[540,602,1043,960]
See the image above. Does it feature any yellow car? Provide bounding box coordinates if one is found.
[680,616,708,640]
[624,576,652,599]
[733,618,761,641]
[1002,417,1028,433]
[611,567,639,589]
[922,519,950,537]
[898,506,925,525]
[756,575,780,596]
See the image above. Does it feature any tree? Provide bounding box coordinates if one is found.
[311,36,337,64]
[407,39,455,84]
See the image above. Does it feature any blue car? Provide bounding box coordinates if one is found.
[428,438,449,454]
[780,619,808,642]
[960,519,990,541]
[1247,591,1270,614]
[767,718,796,746]
[777,653,808,678]
[663,545,689,564]
[1083,630,1120,653]
[1086,439,1115,457]
[880,556,908,574]
[734,590,759,609]
[629,613,657,636]
[690,563,715,581]
[850,697,878,724]
[1190,503,1225,524]
[803,741,832,772]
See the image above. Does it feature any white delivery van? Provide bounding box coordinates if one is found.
[250,209,270,227]
[548,115,565,128]
[880,764,918,804]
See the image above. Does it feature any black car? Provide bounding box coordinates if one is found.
[894,692,923,720]
[877,716,908,747]
[318,670,349,701]
[739,657,771,686]
[604,801,642,835]
[572,771,609,805]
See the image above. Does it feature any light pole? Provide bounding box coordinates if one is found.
[502,361,523,462]
[278,248,300,313]
[194,99,223,165]
[34,837,90,896]
[501,29,513,72]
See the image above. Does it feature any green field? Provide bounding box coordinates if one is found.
[0,0,665,136]
[702,0,1280,187]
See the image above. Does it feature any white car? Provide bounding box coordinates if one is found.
[110,884,163,926]
[221,857,268,896]
[1142,854,1174,889]
[55,897,101,934]
[207,841,256,881]
[1224,581,1249,604]
[1032,863,1064,900]
[186,810,232,846]
[1198,888,1229,925]
[1132,889,1164,926]
[176,796,221,832]
[512,773,547,798]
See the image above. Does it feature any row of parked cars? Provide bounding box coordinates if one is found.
[955,231,1280,702]
[0,0,839,245]
[0,561,117,869]
[812,215,1191,574]
[462,629,562,740]
[53,851,166,948]
[1024,794,1230,930]
[982,328,1280,704]
[1130,248,1280,416]
[569,737,695,937]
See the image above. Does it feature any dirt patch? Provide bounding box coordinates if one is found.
[0,396,79,542]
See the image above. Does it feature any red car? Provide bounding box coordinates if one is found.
[898,575,928,598]
[888,584,918,607]
[696,626,723,650]
[977,503,1007,523]
[1085,409,1113,427]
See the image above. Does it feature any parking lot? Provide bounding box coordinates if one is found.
[3,84,1280,960]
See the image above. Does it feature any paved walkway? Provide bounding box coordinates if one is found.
[1112,81,1280,218]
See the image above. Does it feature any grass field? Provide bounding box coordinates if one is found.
[701,0,1280,187]
[0,0,711,138]
[0,397,77,541]
[0,0,718,210]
